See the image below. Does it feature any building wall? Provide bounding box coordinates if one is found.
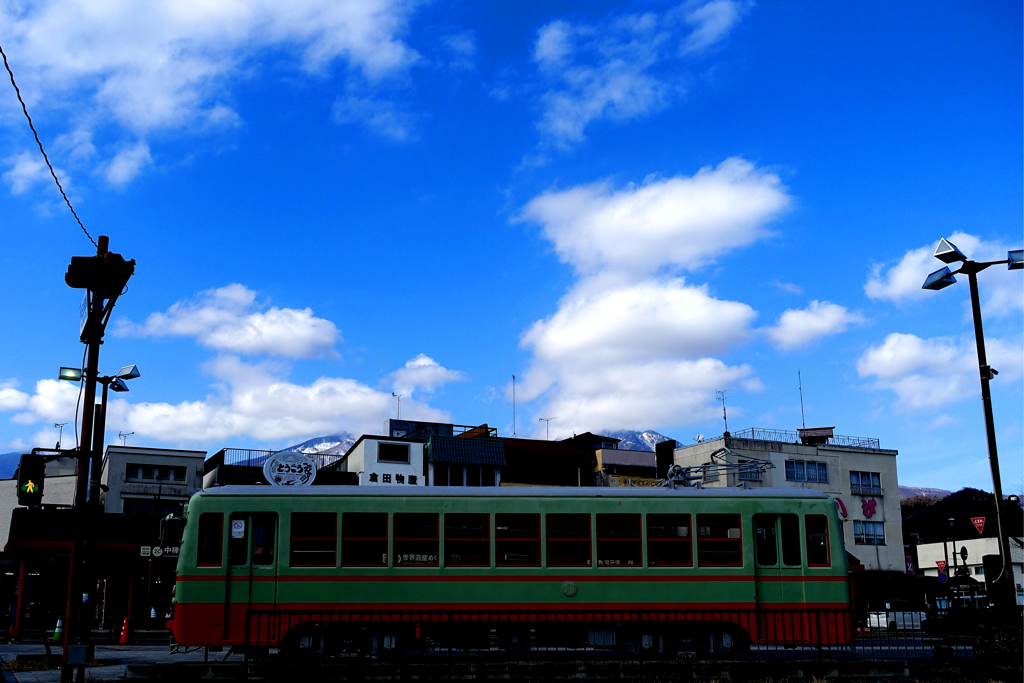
[673,436,904,572]
[916,537,1024,604]
[99,446,206,514]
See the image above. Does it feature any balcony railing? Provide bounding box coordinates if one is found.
[738,470,762,481]
[850,485,883,496]
[728,427,882,451]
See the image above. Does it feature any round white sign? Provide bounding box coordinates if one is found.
[263,451,317,486]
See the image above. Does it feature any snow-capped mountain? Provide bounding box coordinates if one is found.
[605,430,675,452]
[283,433,356,456]
[898,486,951,500]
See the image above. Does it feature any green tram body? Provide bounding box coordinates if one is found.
[167,486,852,650]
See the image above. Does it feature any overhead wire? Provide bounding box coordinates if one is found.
[0,42,96,248]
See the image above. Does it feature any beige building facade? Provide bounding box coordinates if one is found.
[672,428,904,573]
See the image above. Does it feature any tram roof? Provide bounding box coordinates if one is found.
[197,485,831,500]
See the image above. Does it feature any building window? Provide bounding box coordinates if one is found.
[853,520,885,545]
[850,471,882,496]
[974,566,984,576]
[123,498,183,517]
[785,460,828,483]
[126,463,186,482]
[378,443,410,463]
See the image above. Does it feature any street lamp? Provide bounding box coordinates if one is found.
[90,365,140,503]
[922,238,1022,603]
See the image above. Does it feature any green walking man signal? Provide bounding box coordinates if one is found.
[17,454,45,506]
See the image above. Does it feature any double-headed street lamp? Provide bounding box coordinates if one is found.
[922,238,1022,605]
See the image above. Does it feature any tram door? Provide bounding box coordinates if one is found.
[223,512,279,641]
[753,514,804,604]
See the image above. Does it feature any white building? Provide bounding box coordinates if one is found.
[99,445,206,515]
[916,536,1024,605]
[336,436,426,487]
[672,427,904,573]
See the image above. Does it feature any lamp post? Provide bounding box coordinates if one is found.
[90,365,140,503]
[922,239,1022,605]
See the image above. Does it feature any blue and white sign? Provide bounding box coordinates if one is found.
[263,451,316,486]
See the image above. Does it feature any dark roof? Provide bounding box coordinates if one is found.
[501,437,591,465]
[427,436,505,465]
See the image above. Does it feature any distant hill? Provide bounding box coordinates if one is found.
[605,430,674,452]
[899,486,952,500]
[0,451,20,479]
[283,434,356,456]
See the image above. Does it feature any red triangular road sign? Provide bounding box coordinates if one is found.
[935,560,946,571]
[971,517,985,534]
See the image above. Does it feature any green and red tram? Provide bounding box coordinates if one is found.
[167,486,852,654]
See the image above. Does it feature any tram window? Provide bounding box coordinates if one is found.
[546,514,591,567]
[596,514,641,567]
[445,513,490,566]
[197,513,223,567]
[780,514,801,566]
[394,513,439,566]
[696,514,742,567]
[290,513,337,567]
[228,513,248,565]
[252,513,277,565]
[342,512,388,566]
[496,513,540,566]
[805,515,830,567]
[647,514,692,567]
[753,514,778,566]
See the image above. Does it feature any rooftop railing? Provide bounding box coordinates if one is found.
[729,428,881,451]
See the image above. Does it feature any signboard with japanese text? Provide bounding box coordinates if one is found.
[263,451,316,486]
[971,516,985,534]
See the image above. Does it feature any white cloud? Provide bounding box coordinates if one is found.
[1,0,424,187]
[102,141,152,186]
[2,151,54,195]
[865,232,1023,317]
[521,158,790,275]
[389,354,465,396]
[116,284,340,358]
[441,31,476,71]
[531,2,749,148]
[332,93,415,142]
[766,300,866,351]
[9,379,81,425]
[0,380,30,411]
[2,356,454,445]
[681,0,747,54]
[517,275,759,435]
[857,332,1023,410]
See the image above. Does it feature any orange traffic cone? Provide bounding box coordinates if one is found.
[118,617,131,644]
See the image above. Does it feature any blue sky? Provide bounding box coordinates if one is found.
[0,1,1020,493]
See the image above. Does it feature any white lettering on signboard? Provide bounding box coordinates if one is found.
[140,546,151,557]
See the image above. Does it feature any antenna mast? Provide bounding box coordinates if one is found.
[798,370,806,429]
[512,375,517,437]
[716,390,731,436]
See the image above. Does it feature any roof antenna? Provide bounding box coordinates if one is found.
[512,374,517,438]
[798,370,806,429]
[716,390,730,437]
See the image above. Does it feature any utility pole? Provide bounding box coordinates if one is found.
[716,390,731,436]
[61,235,135,683]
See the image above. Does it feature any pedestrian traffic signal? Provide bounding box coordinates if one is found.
[64,251,135,300]
[17,454,45,507]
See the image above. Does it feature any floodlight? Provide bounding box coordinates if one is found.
[116,364,141,380]
[934,238,967,264]
[1009,249,1023,271]
[58,367,83,382]
[109,378,130,393]
[922,266,957,291]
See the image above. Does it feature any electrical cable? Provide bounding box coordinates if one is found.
[73,344,86,450]
[0,42,96,248]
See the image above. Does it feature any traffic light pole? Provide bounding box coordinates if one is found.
[62,236,106,683]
